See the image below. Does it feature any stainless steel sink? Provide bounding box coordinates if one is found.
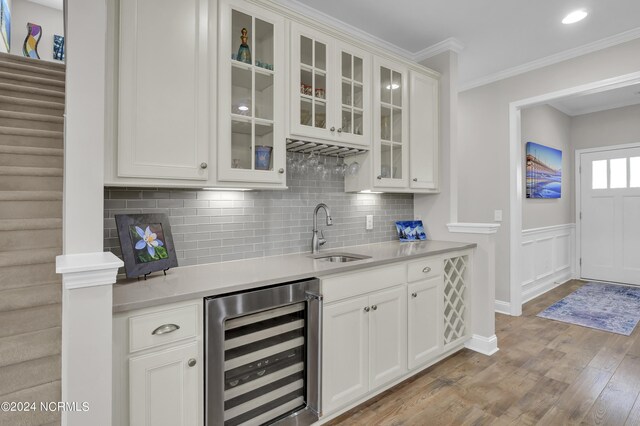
[311,253,372,263]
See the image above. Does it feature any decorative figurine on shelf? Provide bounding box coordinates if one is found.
[236,27,251,64]
[23,22,42,59]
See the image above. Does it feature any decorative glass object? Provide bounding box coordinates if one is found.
[236,27,251,64]
[23,22,41,59]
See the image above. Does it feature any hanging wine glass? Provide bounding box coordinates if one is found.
[347,160,361,176]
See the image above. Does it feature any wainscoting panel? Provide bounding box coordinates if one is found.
[521,224,576,303]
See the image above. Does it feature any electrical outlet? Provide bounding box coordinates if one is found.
[365,215,374,230]
[494,210,503,222]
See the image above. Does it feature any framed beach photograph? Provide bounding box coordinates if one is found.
[395,220,427,242]
[115,213,178,279]
[526,142,562,199]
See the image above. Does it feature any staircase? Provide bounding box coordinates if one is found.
[0,52,64,426]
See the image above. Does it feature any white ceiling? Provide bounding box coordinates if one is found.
[280,0,640,89]
[25,0,63,11]
[549,83,640,117]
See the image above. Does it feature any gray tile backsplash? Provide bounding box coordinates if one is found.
[104,162,414,266]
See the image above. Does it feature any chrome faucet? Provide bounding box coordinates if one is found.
[311,203,333,253]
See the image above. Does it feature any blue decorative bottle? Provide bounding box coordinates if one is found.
[237,28,251,64]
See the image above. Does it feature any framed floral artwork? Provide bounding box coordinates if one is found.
[115,213,178,279]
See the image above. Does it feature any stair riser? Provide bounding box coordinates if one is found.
[0,264,58,292]
[0,380,61,425]
[0,153,63,168]
[0,200,62,219]
[0,327,61,368]
[0,53,65,71]
[0,133,63,149]
[0,116,64,132]
[0,75,65,93]
[0,355,61,397]
[0,86,65,103]
[0,229,62,252]
[0,100,64,116]
[0,176,62,191]
[0,304,60,339]
[0,283,61,313]
[0,63,65,82]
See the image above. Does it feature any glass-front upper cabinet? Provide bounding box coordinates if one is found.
[217,0,286,185]
[290,24,371,147]
[373,57,408,188]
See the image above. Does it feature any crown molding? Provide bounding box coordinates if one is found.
[460,26,640,92]
[550,97,640,117]
[413,37,465,63]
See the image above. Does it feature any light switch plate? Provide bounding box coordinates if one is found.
[494,210,503,222]
[366,215,374,230]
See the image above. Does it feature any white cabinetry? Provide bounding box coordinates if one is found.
[118,0,210,181]
[113,300,203,426]
[409,70,439,191]
[289,23,371,147]
[407,277,442,369]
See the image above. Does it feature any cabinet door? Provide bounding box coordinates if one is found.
[369,286,407,389]
[130,342,200,426]
[335,42,370,146]
[290,23,335,141]
[118,0,209,180]
[408,277,443,369]
[409,71,439,190]
[217,0,286,184]
[322,295,369,413]
[373,58,408,188]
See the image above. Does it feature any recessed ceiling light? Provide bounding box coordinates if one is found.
[386,84,400,90]
[562,10,588,24]
[238,105,249,111]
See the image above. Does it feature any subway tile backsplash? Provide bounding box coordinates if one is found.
[104,166,414,266]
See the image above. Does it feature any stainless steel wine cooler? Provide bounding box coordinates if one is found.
[205,279,322,426]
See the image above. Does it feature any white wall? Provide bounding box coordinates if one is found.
[571,103,640,151]
[458,38,640,303]
[0,0,11,53]
[521,104,573,230]
[10,0,63,62]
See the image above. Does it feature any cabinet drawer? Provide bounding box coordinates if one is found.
[407,258,442,282]
[322,264,406,303]
[129,304,198,353]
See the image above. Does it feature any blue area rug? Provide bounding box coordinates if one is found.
[537,282,640,335]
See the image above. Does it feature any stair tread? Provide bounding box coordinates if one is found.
[0,166,63,176]
[0,95,64,110]
[0,110,64,123]
[0,145,63,156]
[0,82,65,98]
[0,52,66,70]
[0,59,66,79]
[0,248,60,268]
[0,125,63,138]
[0,191,62,201]
[0,218,62,231]
[0,70,65,88]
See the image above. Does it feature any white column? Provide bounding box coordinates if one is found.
[59,0,117,425]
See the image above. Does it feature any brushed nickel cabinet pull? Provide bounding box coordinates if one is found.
[413,178,418,182]
[152,323,180,336]
[278,168,285,174]
[422,266,432,273]
[411,292,418,298]
[200,162,208,169]
[371,305,377,311]
[188,358,197,367]
[364,306,370,312]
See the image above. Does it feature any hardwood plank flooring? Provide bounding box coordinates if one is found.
[329,280,640,425]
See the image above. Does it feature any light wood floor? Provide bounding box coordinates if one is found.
[330,280,640,425]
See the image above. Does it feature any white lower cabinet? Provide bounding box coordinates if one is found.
[130,342,200,426]
[407,277,442,370]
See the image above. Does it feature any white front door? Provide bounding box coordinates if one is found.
[580,146,640,285]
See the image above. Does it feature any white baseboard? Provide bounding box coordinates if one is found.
[522,272,573,304]
[465,334,499,356]
[494,300,511,315]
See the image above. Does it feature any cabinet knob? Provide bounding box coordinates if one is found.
[411,292,418,298]
[371,305,377,311]
[377,175,382,180]
[337,128,342,133]
[278,168,285,174]
[330,127,336,132]
[364,306,370,312]
[423,266,432,273]
[188,358,197,367]
[413,178,418,182]
[200,162,208,169]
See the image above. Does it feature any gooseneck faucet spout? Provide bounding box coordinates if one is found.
[311,203,332,254]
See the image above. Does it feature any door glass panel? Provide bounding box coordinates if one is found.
[255,122,273,171]
[610,158,627,189]
[232,67,252,116]
[314,74,326,100]
[342,108,352,134]
[342,52,351,79]
[315,102,326,129]
[380,67,391,104]
[381,106,391,141]
[391,71,402,107]
[381,143,391,178]
[631,157,640,188]
[592,160,608,189]
[300,36,312,66]
[353,111,363,136]
[300,98,312,126]
[353,83,363,109]
[354,56,363,83]
[231,119,252,170]
[314,41,326,71]
[392,108,402,143]
[392,145,402,179]
[342,81,352,106]
[231,11,252,63]
[255,72,273,120]
[300,69,312,97]
[254,19,274,70]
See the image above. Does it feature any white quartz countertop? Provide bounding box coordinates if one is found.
[112,240,476,313]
